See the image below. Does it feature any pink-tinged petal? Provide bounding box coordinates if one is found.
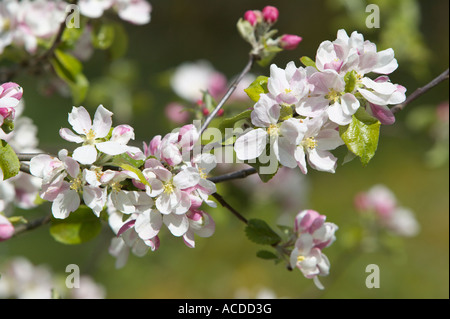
[294,146,308,174]
[29,154,57,178]
[357,51,378,75]
[193,212,215,238]
[251,94,280,127]
[369,103,395,125]
[72,145,98,165]
[156,193,172,215]
[131,239,150,257]
[183,230,196,248]
[274,136,297,168]
[52,189,80,219]
[0,215,14,242]
[110,125,134,144]
[307,149,337,173]
[234,128,268,161]
[68,106,92,135]
[296,96,330,118]
[173,167,200,190]
[361,77,397,95]
[135,210,162,239]
[327,101,352,125]
[173,191,191,215]
[316,129,344,151]
[295,233,314,256]
[295,210,321,233]
[148,135,161,157]
[92,104,113,138]
[280,118,303,145]
[144,236,160,251]
[96,141,129,155]
[163,214,189,237]
[111,190,136,214]
[340,93,360,116]
[83,186,106,217]
[373,48,398,74]
[59,128,84,143]
[0,97,20,108]
[117,219,136,237]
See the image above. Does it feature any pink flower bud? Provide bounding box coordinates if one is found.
[165,102,190,124]
[280,34,303,50]
[294,210,325,234]
[0,215,14,242]
[244,10,258,26]
[262,6,279,24]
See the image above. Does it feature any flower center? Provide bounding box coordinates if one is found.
[163,182,175,194]
[110,181,122,193]
[302,136,317,150]
[297,255,306,263]
[85,129,96,144]
[70,177,82,191]
[198,168,208,179]
[326,89,341,103]
[284,88,292,94]
[267,124,279,136]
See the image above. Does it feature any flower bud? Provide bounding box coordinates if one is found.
[262,6,279,24]
[244,10,258,26]
[0,215,14,242]
[280,34,303,50]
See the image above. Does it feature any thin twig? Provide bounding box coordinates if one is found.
[200,54,256,135]
[207,167,257,184]
[212,192,248,224]
[13,214,52,237]
[391,68,449,114]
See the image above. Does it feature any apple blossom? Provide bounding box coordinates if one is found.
[262,6,279,24]
[79,0,151,25]
[244,10,258,26]
[279,34,303,50]
[0,214,14,241]
[267,62,309,105]
[0,82,23,127]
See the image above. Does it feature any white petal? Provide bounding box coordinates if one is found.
[96,141,130,155]
[340,93,360,116]
[59,128,84,143]
[173,167,200,189]
[327,102,352,125]
[373,48,398,74]
[135,210,162,239]
[234,129,267,161]
[361,77,397,95]
[92,104,113,138]
[316,129,344,151]
[307,149,337,173]
[52,190,80,219]
[68,106,92,135]
[173,191,191,215]
[294,146,308,174]
[83,186,106,217]
[274,137,297,168]
[163,214,189,237]
[72,145,98,165]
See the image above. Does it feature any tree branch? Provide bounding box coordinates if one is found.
[207,167,257,184]
[13,214,52,237]
[391,68,449,114]
[212,192,248,224]
[200,54,256,135]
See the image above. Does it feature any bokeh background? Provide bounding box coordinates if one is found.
[1,0,448,298]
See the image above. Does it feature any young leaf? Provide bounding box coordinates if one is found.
[218,109,252,134]
[244,76,269,102]
[0,140,20,181]
[339,108,381,166]
[256,250,278,260]
[50,49,89,104]
[91,22,115,50]
[344,70,358,93]
[245,218,281,245]
[300,56,317,69]
[49,205,102,245]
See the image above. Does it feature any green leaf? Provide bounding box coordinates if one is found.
[339,108,381,166]
[108,23,128,60]
[91,22,115,50]
[49,205,102,245]
[344,70,358,93]
[236,18,256,44]
[245,218,281,245]
[0,140,20,181]
[300,56,317,69]
[256,250,278,260]
[51,49,89,104]
[111,157,149,187]
[244,143,279,183]
[218,109,252,134]
[244,76,269,102]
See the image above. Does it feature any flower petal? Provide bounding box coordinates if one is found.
[72,145,98,165]
[234,128,267,161]
[92,104,113,138]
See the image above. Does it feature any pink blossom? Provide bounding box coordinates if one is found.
[244,10,258,26]
[165,102,190,124]
[0,82,23,126]
[262,6,279,24]
[0,214,14,242]
[280,34,303,50]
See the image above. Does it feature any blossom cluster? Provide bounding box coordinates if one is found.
[354,184,420,237]
[289,209,338,289]
[234,29,406,174]
[1,97,41,241]
[0,257,105,299]
[27,104,217,267]
[0,0,151,55]
[0,82,23,131]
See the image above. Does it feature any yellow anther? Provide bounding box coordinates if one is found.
[302,137,317,150]
[267,124,279,136]
[326,89,341,103]
[163,182,174,194]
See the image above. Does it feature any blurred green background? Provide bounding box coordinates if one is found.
[1,0,448,298]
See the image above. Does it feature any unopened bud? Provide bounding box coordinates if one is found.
[262,6,279,24]
[244,10,258,26]
[280,34,303,50]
